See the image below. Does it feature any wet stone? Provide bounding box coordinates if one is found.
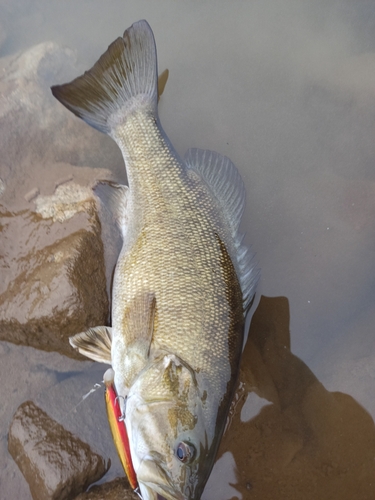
[74,477,139,500]
[0,190,109,358]
[8,400,110,500]
[0,39,125,338]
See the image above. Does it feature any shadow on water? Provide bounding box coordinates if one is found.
[215,296,375,500]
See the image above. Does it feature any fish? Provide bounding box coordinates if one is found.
[51,20,259,500]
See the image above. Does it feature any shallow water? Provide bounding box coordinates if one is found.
[1,0,375,498]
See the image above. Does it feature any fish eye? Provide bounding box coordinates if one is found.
[175,441,195,463]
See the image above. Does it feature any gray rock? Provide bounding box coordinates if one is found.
[74,478,139,500]
[8,400,110,500]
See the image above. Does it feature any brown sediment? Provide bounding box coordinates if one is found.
[216,296,375,500]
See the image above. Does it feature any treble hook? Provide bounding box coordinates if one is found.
[134,486,143,499]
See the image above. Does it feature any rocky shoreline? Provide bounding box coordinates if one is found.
[0,39,129,499]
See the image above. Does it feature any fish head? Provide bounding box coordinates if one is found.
[125,352,213,500]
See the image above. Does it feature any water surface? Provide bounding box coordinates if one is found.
[1,0,375,498]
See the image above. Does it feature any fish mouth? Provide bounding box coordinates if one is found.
[137,458,185,500]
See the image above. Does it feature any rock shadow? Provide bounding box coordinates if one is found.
[216,295,375,500]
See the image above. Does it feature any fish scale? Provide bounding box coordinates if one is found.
[112,112,238,380]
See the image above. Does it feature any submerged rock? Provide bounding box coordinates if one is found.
[0,40,125,213]
[8,400,110,500]
[74,477,139,500]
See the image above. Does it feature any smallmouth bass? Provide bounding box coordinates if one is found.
[51,20,259,500]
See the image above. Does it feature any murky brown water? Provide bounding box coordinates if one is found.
[1,0,375,498]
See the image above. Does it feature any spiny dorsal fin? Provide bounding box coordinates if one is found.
[51,20,158,134]
[69,326,112,364]
[184,148,259,311]
[94,181,128,238]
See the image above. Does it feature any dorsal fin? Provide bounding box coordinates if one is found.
[184,148,259,311]
[185,148,245,230]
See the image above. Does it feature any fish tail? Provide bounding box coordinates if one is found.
[51,20,158,134]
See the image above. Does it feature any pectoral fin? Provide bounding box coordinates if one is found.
[124,292,156,350]
[69,326,112,364]
[94,181,128,238]
[120,292,156,387]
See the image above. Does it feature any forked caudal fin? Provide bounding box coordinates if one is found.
[51,20,158,134]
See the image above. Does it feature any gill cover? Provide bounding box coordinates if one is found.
[126,354,208,499]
